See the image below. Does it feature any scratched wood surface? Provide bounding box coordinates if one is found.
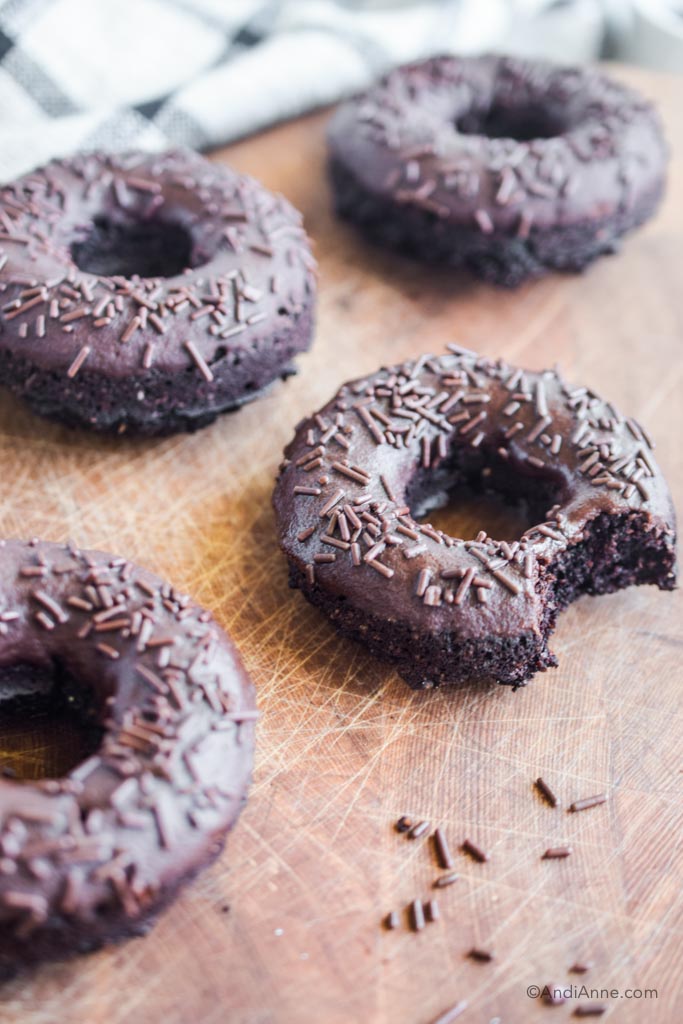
[0,65,681,1024]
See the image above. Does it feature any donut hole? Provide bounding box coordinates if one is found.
[70,215,195,278]
[413,488,537,542]
[406,448,565,543]
[456,102,567,142]
[0,661,102,781]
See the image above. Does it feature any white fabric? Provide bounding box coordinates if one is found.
[0,0,607,180]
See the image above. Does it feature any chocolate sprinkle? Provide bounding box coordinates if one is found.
[570,794,607,813]
[410,898,425,932]
[535,776,559,807]
[433,827,455,870]
[66,345,91,379]
[433,871,459,889]
[542,984,567,1006]
[424,898,440,922]
[462,838,488,863]
[468,948,493,963]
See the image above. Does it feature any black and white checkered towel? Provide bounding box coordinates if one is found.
[0,0,606,180]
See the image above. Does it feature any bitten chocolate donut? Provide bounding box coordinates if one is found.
[0,539,256,977]
[0,149,316,434]
[328,55,668,286]
[273,348,676,689]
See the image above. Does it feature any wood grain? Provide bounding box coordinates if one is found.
[0,65,681,1023]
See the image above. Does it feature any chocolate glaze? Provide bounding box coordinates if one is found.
[0,149,317,433]
[328,55,668,285]
[273,348,676,688]
[0,539,255,975]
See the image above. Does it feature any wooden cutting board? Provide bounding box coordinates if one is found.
[1,65,681,1024]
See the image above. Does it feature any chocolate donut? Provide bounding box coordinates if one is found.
[328,55,668,287]
[273,348,676,689]
[0,149,316,434]
[0,539,256,976]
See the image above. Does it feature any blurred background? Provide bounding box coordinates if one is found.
[0,0,681,178]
